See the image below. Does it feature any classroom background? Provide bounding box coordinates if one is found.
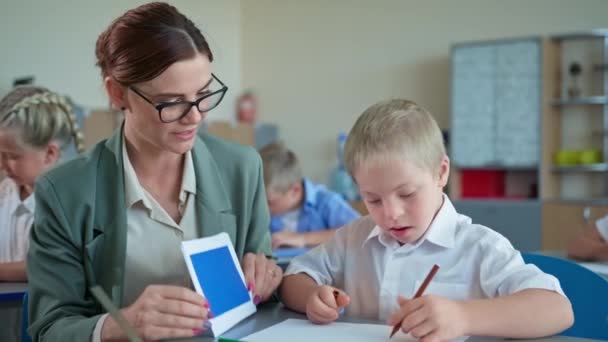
[2,1,608,341]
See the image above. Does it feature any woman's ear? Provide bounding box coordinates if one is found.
[104,77,127,111]
[437,155,450,188]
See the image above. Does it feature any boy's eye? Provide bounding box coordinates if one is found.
[2,153,20,160]
[367,199,381,205]
[399,191,415,199]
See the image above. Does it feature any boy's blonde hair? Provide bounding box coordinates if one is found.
[0,86,85,154]
[344,99,445,176]
[259,142,302,193]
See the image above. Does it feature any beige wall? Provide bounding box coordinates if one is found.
[241,0,608,183]
[0,0,241,122]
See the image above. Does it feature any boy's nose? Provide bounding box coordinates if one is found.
[383,201,404,223]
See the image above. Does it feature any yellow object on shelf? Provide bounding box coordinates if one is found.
[554,149,602,166]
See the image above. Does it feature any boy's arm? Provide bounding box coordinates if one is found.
[567,226,608,261]
[272,229,338,248]
[301,229,338,246]
[462,289,573,338]
[280,273,320,313]
[0,261,27,281]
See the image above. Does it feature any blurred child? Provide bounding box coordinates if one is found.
[260,142,360,249]
[280,99,573,341]
[0,86,84,281]
[568,214,608,261]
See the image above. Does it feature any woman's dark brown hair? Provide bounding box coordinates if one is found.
[95,2,213,85]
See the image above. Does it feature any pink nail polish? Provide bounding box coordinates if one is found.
[253,295,261,305]
[208,311,215,318]
[247,282,254,291]
[203,302,210,309]
[193,329,201,335]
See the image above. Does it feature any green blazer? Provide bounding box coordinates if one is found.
[26,127,271,341]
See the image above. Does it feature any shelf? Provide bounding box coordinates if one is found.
[552,163,608,173]
[454,198,540,205]
[544,198,608,205]
[551,96,608,106]
[454,165,538,171]
[552,30,608,41]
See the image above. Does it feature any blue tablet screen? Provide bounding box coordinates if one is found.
[190,246,250,316]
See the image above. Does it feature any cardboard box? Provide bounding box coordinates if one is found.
[205,121,255,146]
[83,110,123,150]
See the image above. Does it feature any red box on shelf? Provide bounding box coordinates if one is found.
[460,169,505,198]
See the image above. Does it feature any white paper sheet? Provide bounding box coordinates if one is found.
[578,261,608,276]
[243,319,416,342]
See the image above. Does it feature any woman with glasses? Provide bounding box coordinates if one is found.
[26,3,282,341]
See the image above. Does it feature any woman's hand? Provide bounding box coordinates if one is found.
[241,252,283,304]
[101,285,211,341]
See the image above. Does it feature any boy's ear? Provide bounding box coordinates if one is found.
[290,181,303,195]
[437,155,450,188]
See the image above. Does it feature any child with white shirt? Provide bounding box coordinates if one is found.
[0,86,84,281]
[280,99,573,341]
[568,214,608,261]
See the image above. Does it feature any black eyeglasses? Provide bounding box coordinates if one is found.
[129,73,228,123]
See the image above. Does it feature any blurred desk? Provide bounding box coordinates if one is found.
[537,250,608,278]
[175,302,602,342]
[273,248,309,270]
[0,282,26,342]
[0,282,26,305]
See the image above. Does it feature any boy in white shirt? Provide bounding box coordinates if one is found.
[280,99,573,341]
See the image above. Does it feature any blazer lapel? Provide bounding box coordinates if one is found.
[93,126,128,306]
[191,138,237,243]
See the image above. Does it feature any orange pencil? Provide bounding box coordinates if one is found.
[389,264,440,339]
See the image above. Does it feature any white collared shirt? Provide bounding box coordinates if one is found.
[0,178,35,262]
[121,139,198,306]
[286,195,565,321]
[595,215,608,241]
[93,140,198,342]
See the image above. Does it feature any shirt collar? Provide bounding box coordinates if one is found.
[302,178,319,208]
[362,194,458,249]
[7,179,35,215]
[122,136,146,208]
[179,151,196,200]
[122,135,197,208]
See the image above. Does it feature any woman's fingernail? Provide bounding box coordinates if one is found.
[193,329,201,335]
[247,282,254,291]
[253,295,261,305]
[203,321,213,329]
[208,311,215,318]
[203,302,210,309]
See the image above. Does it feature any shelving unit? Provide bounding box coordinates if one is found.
[450,31,608,251]
[449,37,543,202]
[542,31,608,201]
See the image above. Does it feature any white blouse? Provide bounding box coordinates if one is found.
[0,177,35,262]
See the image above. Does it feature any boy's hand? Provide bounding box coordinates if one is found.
[387,295,469,341]
[306,286,350,324]
[271,231,306,249]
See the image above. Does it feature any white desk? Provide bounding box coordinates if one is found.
[175,303,603,342]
